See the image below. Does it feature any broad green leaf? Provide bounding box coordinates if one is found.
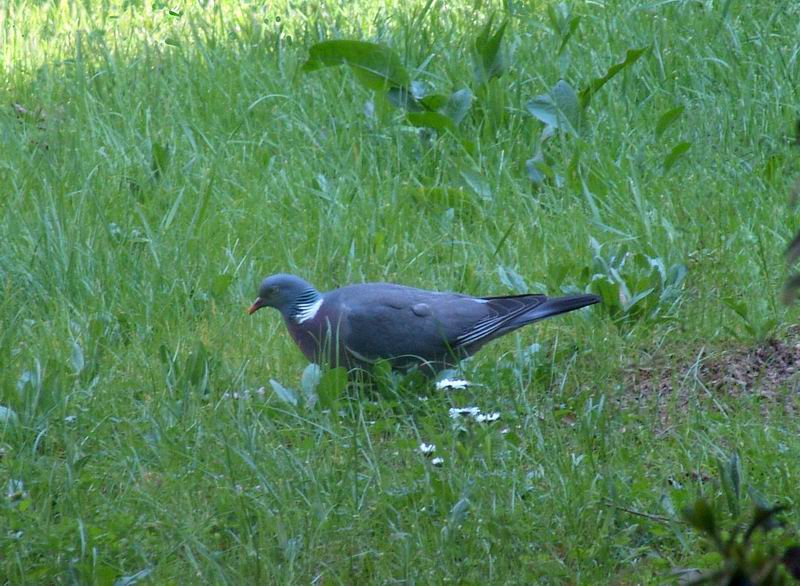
[185,343,208,387]
[559,16,580,55]
[317,367,347,409]
[663,141,692,172]
[406,111,457,133]
[473,16,508,84]
[269,379,298,406]
[682,499,718,539]
[579,46,649,108]
[302,40,410,91]
[387,86,426,112]
[526,80,579,134]
[625,287,655,310]
[655,105,684,140]
[547,3,580,55]
[551,80,580,131]
[420,93,448,112]
[441,89,473,125]
[301,363,321,395]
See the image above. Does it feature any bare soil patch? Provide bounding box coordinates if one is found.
[620,335,800,430]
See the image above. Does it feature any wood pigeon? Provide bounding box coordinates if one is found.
[248,273,600,374]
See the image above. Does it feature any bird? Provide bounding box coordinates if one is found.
[248,273,600,374]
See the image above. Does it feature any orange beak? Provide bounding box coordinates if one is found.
[247,297,265,315]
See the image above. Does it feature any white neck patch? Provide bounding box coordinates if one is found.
[293,297,323,324]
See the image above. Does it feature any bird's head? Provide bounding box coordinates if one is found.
[248,274,316,316]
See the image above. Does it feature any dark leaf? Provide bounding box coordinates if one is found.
[441,89,473,125]
[682,500,718,539]
[655,105,685,140]
[406,111,457,133]
[728,453,741,508]
[317,367,347,409]
[663,141,692,172]
[579,46,649,109]
[559,16,581,55]
[419,93,448,111]
[473,16,508,84]
[302,40,410,90]
[387,86,426,112]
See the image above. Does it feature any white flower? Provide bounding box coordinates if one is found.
[474,412,500,423]
[431,457,445,467]
[449,407,481,419]
[436,378,472,391]
[418,442,436,456]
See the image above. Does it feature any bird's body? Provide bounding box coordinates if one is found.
[249,274,599,374]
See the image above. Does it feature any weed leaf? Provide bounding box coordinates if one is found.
[655,105,684,140]
[302,40,410,90]
[317,367,347,409]
[527,80,580,135]
[663,141,692,172]
[269,379,298,406]
[473,16,508,84]
[406,111,456,133]
[442,89,473,125]
[579,46,649,109]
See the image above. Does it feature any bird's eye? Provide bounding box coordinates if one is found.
[268,286,279,295]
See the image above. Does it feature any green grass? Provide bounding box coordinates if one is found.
[1,0,800,582]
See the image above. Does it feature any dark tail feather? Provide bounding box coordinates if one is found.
[511,293,600,327]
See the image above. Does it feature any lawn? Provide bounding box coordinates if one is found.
[1,0,799,582]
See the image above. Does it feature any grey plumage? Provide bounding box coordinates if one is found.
[248,273,600,374]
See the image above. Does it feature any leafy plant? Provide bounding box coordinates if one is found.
[546,2,581,56]
[302,39,473,134]
[679,455,800,584]
[584,238,687,322]
[471,15,508,85]
[722,295,778,340]
[301,40,410,91]
[270,364,348,410]
[525,47,648,184]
